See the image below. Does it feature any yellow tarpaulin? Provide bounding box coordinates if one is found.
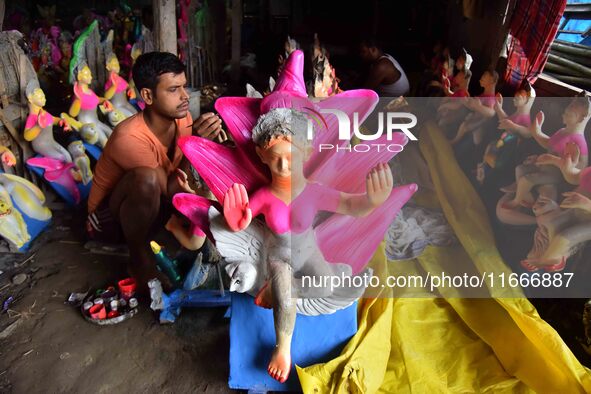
[297,122,591,393]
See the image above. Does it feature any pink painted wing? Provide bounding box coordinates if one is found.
[304,89,380,186]
[308,132,408,193]
[316,183,418,273]
[178,136,269,203]
[172,193,214,238]
[214,97,261,155]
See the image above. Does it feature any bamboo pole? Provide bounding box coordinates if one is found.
[550,41,591,57]
[547,53,591,77]
[546,73,591,90]
[549,49,591,67]
[555,39,591,50]
[544,61,585,77]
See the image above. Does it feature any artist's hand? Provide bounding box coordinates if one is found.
[216,129,229,144]
[167,168,194,197]
[561,191,591,212]
[192,112,223,141]
[165,214,184,233]
[366,163,393,208]
[224,183,252,231]
[175,168,195,194]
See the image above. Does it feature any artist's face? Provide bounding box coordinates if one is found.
[359,45,377,63]
[142,72,189,119]
[77,66,93,85]
[29,88,46,107]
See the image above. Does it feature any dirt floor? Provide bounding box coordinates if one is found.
[0,211,233,393]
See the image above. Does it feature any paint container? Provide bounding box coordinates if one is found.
[93,298,104,305]
[89,304,106,320]
[118,278,136,299]
[110,300,119,312]
[128,298,138,308]
[101,290,117,304]
[107,310,120,318]
[83,302,93,313]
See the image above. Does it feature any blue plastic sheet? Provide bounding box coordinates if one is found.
[228,293,358,392]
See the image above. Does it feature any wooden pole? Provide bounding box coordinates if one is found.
[153,0,178,55]
[0,0,5,31]
[230,0,242,82]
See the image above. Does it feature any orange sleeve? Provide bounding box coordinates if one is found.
[109,134,159,171]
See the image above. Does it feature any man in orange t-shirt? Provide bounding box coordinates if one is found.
[87,52,223,293]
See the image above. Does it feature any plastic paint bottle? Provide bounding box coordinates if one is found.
[150,241,182,287]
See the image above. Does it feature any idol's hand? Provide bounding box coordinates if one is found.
[495,93,503,108]
[224,183,252,231]
[366,163,393,208]
[531,111,544,136]
[563,142,581,168]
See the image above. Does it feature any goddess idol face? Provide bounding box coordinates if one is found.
[256,136,307,181]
